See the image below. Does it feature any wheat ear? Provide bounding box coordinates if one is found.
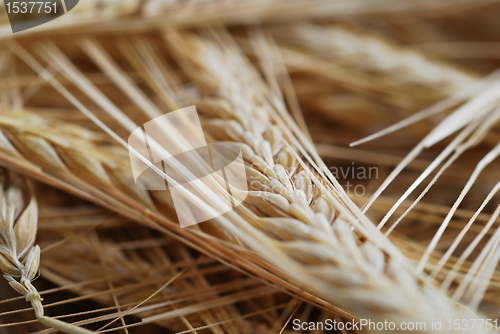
[0,171,94,334]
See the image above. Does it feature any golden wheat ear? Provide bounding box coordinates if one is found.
[0,171,94,333]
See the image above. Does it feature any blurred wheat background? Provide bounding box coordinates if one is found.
[1,1,500,333]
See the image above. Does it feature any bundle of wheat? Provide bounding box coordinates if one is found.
[0,23,492,333]
[1,1,500,333]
